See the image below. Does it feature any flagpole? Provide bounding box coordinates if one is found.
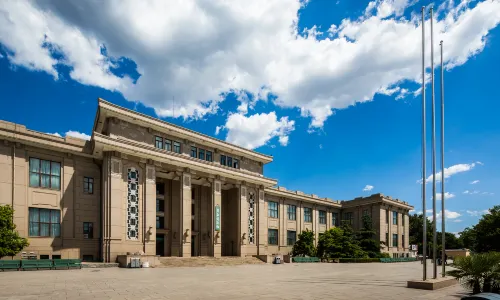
[430,7,438,280]
[440,40,446,277]
[421,6,427,282]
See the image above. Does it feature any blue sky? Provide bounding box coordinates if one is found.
[1,0,499,235]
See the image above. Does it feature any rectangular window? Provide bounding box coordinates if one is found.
[83,177,93,194]
[173,141,181,154]
[233,159,239,169]
[155,136,163,149]
[52,255,61,259]
[386,232,389,244]
[287,205,296,220]
[28,208,61,237]
[393,211,398,225]
[83,222,93,239]
[402,234,405,248]
[386,210,389,224]
[227,156,233,167]
[29,158,61,190]
[165,139,172,151]
[392,233,398,247]
[268,201,278,218]
[343,212,353,225]
[319,210,326,224]
[191,146,197,158]
[206,151,213,162]
[268,229,278,245]
[363,209,369,216]
[287,230,296,246]
[198,149,205,160]
[82,255,93,262]
[332,212,339,226]
[156,216,165,229]
[156,199,165,212]
[402,215,405,227]
[304,207,312,223]
[220,155,226,166]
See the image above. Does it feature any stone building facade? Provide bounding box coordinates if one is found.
[0,98,413,262]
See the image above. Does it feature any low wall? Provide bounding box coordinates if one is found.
[116,255,160,268]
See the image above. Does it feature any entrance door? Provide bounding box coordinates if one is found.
[156,234,165,256]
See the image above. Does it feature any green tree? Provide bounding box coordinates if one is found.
[446,252,500,294]
[459,227,477,250]
[409,213,434,256]
[473,206,500,253]
[317,227,343,259]
[0,205,29,259]
[357,215,381,258]
[292,229,316,257]
[339,221,366,258]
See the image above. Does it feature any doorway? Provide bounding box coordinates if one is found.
[221,188,239,256]
[156,234,165,256]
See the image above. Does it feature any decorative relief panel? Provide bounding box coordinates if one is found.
[127,168,139,240]
[248,192,255,244]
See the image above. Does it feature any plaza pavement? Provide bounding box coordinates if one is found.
[0,261,467,300]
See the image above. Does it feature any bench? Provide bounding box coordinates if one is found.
[21,260,53,270]
[0,260,21,271]
[53,259,82,269]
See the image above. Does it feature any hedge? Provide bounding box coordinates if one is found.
[338,258,380,263]
[292,257,320,263]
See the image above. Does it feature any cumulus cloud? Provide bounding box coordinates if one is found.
[418,162,478,184]
[463,190,493,195]
[223,111,295,149]
[427,209,461,221]
[49,132,62,137]
[470,180,480,184]
[1,0,500,128]
[363,185,374,192]
[65,130,91,140]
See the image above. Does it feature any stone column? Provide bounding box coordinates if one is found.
[143,164,156,255]
[239,184,248,257]
[257,188,267,256]
[280,198,286,250]
[387,207,392,252]
[313,205,318,246]
[181,173,192,257]
[212,179,222,257]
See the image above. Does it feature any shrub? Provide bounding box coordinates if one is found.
[292,229,316,257]
[446,252,500,294]
[338,258,380,263]
[0,205,29,259]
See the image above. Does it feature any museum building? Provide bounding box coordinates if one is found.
[0,99,413,262]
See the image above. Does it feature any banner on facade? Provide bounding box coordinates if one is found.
[411,244,418,251]
[215,205,221,231]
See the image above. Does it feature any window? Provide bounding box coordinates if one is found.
[29,158,61,190]
[392,234,398,247]
[402,215,405,227]
[386,232,389,244]
[82,255,94,262]
[344,212,353,225]
[386,210,389,224]
[233,159,239,169]
[304,207,312,223]
[206,151,213,162]
[156,183,164,195]
[83,177,93,194]
[319,210,326,224]
[332,212,339,226]
[268,201,278,218]
[402,234,405,248]
[287,205,296,220]
[268,229,278,245]
[52,255,61,259]
[165,139,172,151]
[156,199,165,212]
[393,211,398,225]
[155,136,163,149]
[28,208,61,237]
[363,209,369,216]
[220,155,226,166]
[40,255,50,260]
[173,141,181,154]
[83,222,93,239]
[287,230,296,246]
[227,156,233,167]
[156,216,165,229]
[198,149,205,160]
[191,146,197,158]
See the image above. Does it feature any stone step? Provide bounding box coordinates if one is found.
[158,256,264,268]
[82,262,119,268]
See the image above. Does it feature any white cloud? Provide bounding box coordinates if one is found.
[223,111,295,149]
[434,192,455,201]
[426,209,461,221]
[463,190,493,195]
[215,126,223,136]
[466,210,489,217]
[451,219,462,223]
[363,185,374,192]
[470,180,480,184]
[0,0,499,128]
[418,163,478,184]
[476,161,484,165]
[49,132,62,137]
[65,130,91,140]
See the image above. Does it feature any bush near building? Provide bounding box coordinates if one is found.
[0,205,29,259]
[292,229,316,257]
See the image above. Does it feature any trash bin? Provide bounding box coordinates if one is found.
[130,258,141,268]
[273,256,281,264]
